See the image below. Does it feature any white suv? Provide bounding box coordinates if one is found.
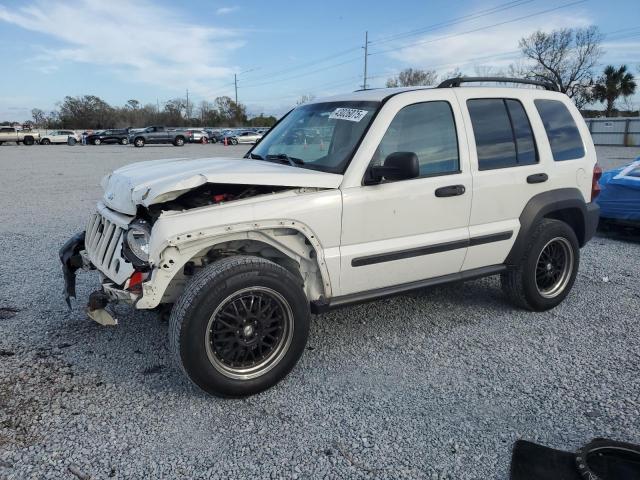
[61,78,600,397]
[40,130,81,145]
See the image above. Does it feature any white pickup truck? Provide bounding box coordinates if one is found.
[0,126,40,145]
[61,77,600,398]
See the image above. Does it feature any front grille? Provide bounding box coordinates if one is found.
[85,212,133,284]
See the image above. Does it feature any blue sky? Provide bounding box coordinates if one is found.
[0,0,638,121]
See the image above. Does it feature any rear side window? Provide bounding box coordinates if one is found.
[534,99,585,161]
[467,99,537,170]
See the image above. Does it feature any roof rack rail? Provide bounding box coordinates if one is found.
[437,76,558,91]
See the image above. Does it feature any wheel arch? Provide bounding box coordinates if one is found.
[505,188,590,266]
[137,224,332,309]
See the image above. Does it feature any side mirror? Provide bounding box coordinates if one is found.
[367,152,420,184]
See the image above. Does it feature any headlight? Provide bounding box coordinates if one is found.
[123,220,151,266]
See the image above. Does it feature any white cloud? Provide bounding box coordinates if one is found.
[381,10,594,76]
[0,0,244,96]
[216,6,239,15]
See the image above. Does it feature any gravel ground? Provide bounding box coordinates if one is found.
[0,143,638,479]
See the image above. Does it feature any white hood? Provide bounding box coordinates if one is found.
[100,157,343,215]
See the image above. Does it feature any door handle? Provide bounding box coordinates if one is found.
[435,185,466,197]
[527,173,548,184]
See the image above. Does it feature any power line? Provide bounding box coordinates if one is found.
[370,0,536,46]
[239,56,362,89]
[369,0,588,56]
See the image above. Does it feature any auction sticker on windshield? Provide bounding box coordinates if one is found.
[329,108,369,122]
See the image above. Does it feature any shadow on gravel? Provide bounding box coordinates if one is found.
[597,220,640,243]
[0,307,20,320]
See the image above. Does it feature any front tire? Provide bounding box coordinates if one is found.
[501,219,579,311]
[120,137,129,145]
[231,138,238,145]
[40,138,51,145]
[174,136,185,146]
[169,256,310,398]
[134,137,145,147]
[94,138,101,145]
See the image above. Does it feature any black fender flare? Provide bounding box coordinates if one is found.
[505,188,599,266]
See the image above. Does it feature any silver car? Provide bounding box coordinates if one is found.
[233,130,263,144]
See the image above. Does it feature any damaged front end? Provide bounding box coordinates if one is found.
[60,204,149,326]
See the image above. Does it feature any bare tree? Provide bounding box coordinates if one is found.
[31,108,46,127]
[519,26,603,107]
[386,68,438,88]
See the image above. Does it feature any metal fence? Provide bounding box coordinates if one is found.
[584,118,640,146]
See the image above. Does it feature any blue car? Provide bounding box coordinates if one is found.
[596,158,640,223]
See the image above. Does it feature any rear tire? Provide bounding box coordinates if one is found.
[120,137,129,145]
[231,138,238,145]
[94,138,101,145]
[134,137,145,147]
[23,137,34,145]
[174,136,185,146]
[169,256,310,398]
[501,219,579,311]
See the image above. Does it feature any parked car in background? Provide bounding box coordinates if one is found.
[220,130,240,145]
[128,126,188,147]
[40,130,81,145]
[233,130,263,144]
[0,126,40,145]
[204,129,220,143]
[596,158,640,225]
[186,129,209,144]
[87,129,130,145]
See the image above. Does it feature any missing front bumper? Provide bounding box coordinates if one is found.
[59,231,86,308]
[60,231,138,326]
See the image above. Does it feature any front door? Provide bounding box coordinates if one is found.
[339,97,473,296]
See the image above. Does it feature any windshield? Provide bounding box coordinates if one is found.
[250,101,379,174]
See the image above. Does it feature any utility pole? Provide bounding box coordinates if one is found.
[185,89,189,121]
[234,74,238,105]
[362,31,370,90]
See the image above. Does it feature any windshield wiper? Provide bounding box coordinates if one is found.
[266,153,305,167]
[248,153,264,160]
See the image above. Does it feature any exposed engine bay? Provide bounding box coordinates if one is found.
[143,183,292,222]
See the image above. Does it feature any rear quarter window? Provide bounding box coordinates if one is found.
[534,99,585,161]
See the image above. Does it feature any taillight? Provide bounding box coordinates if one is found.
[591,164,603,201]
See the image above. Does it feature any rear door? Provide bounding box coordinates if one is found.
[455,91,551,270]
[339,91,472,296]
[149,127,164,143]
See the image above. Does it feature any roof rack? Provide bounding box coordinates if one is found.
[437,76,558,91]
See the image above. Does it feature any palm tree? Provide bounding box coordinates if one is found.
[593,65,636,117]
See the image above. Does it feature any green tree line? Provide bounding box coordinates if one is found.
[29,95,277,130]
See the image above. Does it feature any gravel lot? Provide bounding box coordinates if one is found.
[0,143,638,479]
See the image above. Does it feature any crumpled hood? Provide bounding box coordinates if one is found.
[100,157,343,215]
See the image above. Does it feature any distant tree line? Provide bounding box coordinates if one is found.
[27,95,278,130]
